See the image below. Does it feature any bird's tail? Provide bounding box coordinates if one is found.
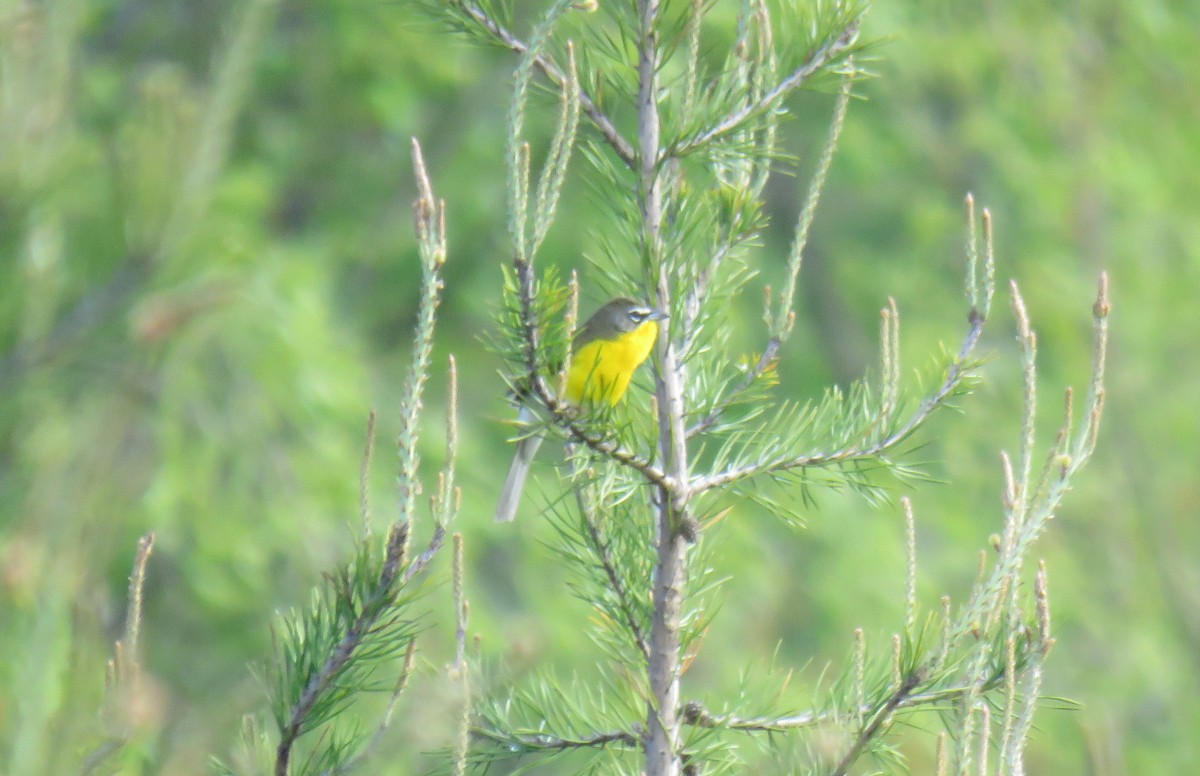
[495,408,545,523]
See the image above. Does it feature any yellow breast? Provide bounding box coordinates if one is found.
[566,320,659,406]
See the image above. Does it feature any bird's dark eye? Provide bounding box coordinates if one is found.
[628,309,648,324]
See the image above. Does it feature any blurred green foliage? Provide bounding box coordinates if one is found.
[0,0,1193,773]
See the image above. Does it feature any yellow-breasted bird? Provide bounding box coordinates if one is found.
[495,297,666,523]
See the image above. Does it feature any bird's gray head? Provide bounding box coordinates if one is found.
[598,297,668,334]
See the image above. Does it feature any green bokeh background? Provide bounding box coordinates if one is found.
[0,0,1194,773]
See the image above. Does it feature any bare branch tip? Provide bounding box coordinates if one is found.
[136,532,156,559]
[411,138,434,202]
[1000,450,1016,505]
[1093,271,1111,318]
[1009,280,1032,337]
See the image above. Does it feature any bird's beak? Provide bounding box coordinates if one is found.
[649,307,669,321]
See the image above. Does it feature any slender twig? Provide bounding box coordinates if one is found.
[829,671,922,776]
[123,534,156,675]
[80,534,157,776]
[329,639,418,776]
[449,0,636,167]
[902,496,918,636]
[686,337,780,437]
[359,410,377,534]
[550,390,671,488]
[434,356,461,527]
[451,533,470,776]
[680,680,996,735]
[453,535,469,667]
[569,450,651,659]
[679,240,737,368]
[670,19,859,158]
[398,138,447,544]
[405,522,450,583]
[472,726,641,752]
[681,0,703,118]
[679,228,767,439]
[774,60,854,337]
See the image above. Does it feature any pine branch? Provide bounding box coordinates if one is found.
[685,336,780,438]
[273,138,453,776]
[447,0,636,167]
[471,725,641,752]
[474,670,1007,770]
[689,305,986,494]
[470,671,1002,771]
[772,62,854,337]
[686,64,853,439]
[328,639,417,776]
[829,670,923,776]
[570,454,652,660]
[955,274,1108,642]
[275,524,418,776]
[679,680,992,736]
[679,240,737,375]
[670,17,860,159]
